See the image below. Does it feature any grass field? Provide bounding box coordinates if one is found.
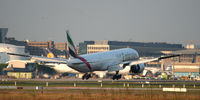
[0,89,200,100]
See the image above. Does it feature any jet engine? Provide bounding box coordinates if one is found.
[130,63,145,74]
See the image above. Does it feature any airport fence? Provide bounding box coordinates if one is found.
[0,79,200,89]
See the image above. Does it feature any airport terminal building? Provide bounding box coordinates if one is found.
[164,49,200,78]
[78,40,184,57]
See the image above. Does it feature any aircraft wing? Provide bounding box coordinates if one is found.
[7,53,31,57]
[7,53,67,64]
[128,54,180,66]
[93,54,179,72]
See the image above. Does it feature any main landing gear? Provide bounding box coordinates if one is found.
[82,73,92,80]
[112,71,122,80]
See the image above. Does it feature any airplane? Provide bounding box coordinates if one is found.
[7,30,180,80]
[41,48,144,79]
[65,30,179,80]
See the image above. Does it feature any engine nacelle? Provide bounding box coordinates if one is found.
[130,63,145,74]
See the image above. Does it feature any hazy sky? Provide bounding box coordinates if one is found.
[0,0,200,45]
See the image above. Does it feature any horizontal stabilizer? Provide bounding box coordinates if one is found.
[7,53,31,57]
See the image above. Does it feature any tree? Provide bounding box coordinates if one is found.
[0,64,8,75]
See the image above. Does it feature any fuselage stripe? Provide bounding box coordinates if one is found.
[77,56,92,72]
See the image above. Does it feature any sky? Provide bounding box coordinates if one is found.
[0,0,200,45]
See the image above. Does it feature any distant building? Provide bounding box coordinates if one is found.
[4,60,37,79]
[54,42,68,58]
[86,41,110,54]
[7,60,36,71]
[161,49,200,78]
[54,42,68,51]
[172,63,200,78]
[87,44,110,54]
[166,49,200,63]
[79,40,183,56]
[27,40,54,49]
[0,28,8,43]
[186,44,196,49]
[26,40,54,56]
[7,72,33,79]
[26,40,68,57]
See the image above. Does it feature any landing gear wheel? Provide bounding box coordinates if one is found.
[116,74,122,80]
[82,73,87,80]
[82,73,92,80]
[112,74,122,80]
[86,74,91,80]
[112,75,117,80]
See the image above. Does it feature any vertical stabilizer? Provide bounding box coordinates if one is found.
[66,30,78,58]
[45,48,56,58]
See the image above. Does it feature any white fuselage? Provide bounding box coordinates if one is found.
[67,48,139,73]
[45,63,80,74]
[45,63,107,78]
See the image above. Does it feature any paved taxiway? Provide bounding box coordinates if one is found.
[2,78,200,83]
[1,78,200,91]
